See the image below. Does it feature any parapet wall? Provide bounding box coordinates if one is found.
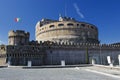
[6,42,120,65]
[31,41,120,50]
[8,30,29,37]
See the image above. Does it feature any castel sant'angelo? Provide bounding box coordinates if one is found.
[35,16,99,44]
[0,16,120,66]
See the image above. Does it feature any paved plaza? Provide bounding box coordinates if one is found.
[0,66,120,80]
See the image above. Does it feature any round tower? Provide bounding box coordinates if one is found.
[35,16,99,44]
[8,30,30,45]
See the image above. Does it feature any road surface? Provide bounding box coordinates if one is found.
[0,66,120,80]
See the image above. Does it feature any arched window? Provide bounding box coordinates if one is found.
[91,26,94,29]
[81,24,85,27]
[49,25,55,28]
[58,24,64,27]
[87,25,90,28]
[67,23,74,26]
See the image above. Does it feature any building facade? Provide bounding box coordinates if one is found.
[4,16,120,66]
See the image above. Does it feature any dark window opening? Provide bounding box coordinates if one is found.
[67,23,74,26]
[58,24,64,26]
[77,24,79,26]
[81,24,85,27]
[49,25,55,28]
[91,26,94,29]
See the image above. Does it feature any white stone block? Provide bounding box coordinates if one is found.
[28,61,32,67]
[118,55,120,66]
[8,61,11,67]
[92,58,96,65]
[107,56,111,64]
[61,60,65,66]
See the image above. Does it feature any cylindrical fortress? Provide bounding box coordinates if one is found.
[8,30,30,45]
[36,16,99,44]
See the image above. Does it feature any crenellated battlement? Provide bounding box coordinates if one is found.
[24,41,120,50]
[8,30,29,37]
[8,30,30,45]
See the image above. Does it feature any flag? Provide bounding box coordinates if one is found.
[15,18,21,22]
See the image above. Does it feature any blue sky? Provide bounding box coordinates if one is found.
[0,0,120,44]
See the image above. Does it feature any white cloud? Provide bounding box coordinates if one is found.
[73,3,84,18]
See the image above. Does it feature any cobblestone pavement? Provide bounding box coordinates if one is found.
[0,66,120,80]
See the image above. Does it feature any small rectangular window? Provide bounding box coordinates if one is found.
[58,24,64,26]
[67,23,74,26]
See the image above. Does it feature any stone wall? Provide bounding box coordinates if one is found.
[45,44,120,65]
[6,45,46,66]
[6,43,120,66]
[45,49,86,65]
